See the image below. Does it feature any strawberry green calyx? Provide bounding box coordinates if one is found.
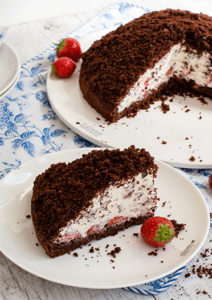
[153,223,176,244]
[55,39,65,52]
[51,64,57,77]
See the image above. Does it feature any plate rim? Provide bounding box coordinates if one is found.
[0,148,210,289]
[0,42,20,95]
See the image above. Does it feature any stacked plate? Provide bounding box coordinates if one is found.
[0,42,20,99]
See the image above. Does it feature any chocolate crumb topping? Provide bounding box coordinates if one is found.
[189,156,195,161]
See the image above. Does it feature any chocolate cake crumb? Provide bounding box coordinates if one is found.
[162,201,166,207]
[157,137,160,139]
[96,117,100,120]
[185,137,189,140]
[113,266,115,269]
[76,122,80,124]
[162,140,167,144]
[95,248,100,251]
[161,102,170,113]
[26,215,31,218]
[185,273,190,278]
[185,109,190,113]
[89,247,94,253]
[73,252,78,257]
[106,244,109,249]
[133,233,139,237]
[198,96,208,104]
[161,261,164,263]
[88,244,91,246]
[36,243,39,246]
[107,247,122,258]
[110,259,114,263]
[189,156,195,161]
[148,250,158,256]
[170,219,186,237]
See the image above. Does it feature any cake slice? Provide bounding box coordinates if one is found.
[31,146,158,258]
[79,9,212,122]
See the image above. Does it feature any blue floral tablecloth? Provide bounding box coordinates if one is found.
[1,2,211,295]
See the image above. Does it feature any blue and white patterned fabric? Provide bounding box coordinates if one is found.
[0,2,211,295]
[123,266,186,295]
[0,27,8,48]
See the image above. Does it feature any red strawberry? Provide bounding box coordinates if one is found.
[58,232,81,242]
[87,225,100,235]
[55,37,82,62]
[107,216,127,226]
[209,174,212,188]
[166,67,173,76]
[144,78,150,87]
[140,216,175,247]
[52,57,76,78]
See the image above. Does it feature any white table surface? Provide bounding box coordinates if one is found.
[1,1,212,299]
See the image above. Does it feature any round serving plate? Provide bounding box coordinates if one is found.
[0,148,209,288]
[47,27,212,169]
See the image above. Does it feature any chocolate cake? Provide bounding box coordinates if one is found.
[79,9,212,122]
[31,146,158,258]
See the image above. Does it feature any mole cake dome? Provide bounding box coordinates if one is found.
[31,146,158,258]
[79,9,212,123]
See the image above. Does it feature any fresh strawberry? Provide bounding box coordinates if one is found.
[55,37,82,62]
[144,78,150,87]
[107,216,128,226]
[87,225,101,235]
[140,216,175,247]
[52,57,76,78]
[166,67,173,76]
[209,174,212,188]
[58,232,81,242]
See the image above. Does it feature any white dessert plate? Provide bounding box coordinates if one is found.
[47,27,212,169]
[0,148,209,289]
[0,42,20,95]
[0,71,19,100]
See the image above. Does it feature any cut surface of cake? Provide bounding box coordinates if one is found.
[79,9,212,123]
[31,146,158,258]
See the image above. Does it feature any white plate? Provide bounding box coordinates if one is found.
[0,71,20,99]
[47,28,212,169]
[0,42,20,95]
[0,148,209,289]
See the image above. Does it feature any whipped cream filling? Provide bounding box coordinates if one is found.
[117,44,212,113]
[54,172,156,243]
